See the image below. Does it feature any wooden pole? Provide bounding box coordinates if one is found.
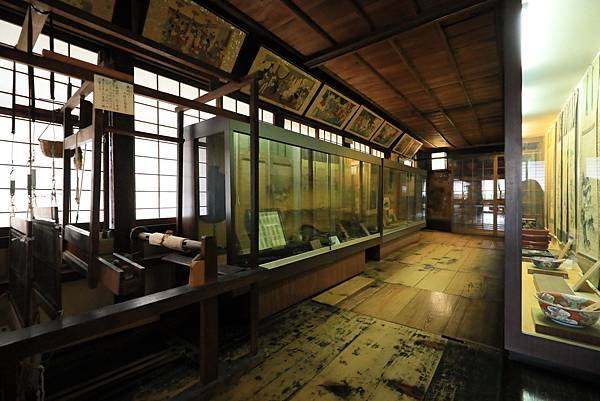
[249,77,260,268]
[88,108,103,288]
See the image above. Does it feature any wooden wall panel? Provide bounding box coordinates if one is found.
[258,251,365,319]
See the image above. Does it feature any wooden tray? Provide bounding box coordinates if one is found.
[532,274,574,294]
[532,307,600,347]
[527,266,568,278]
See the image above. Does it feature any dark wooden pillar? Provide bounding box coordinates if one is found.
[102,50,136,252]
[89,108,104,288]
[198,236,218,384]
[249,78,259,268]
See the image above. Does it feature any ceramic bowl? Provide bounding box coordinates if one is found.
[530,256,564,270]
[535,292,600,328]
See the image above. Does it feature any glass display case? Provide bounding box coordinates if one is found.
[382,160,427,235]
[182,118,386,269]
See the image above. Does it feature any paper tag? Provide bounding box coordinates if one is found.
[94,74,134,115]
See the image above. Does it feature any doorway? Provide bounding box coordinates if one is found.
[451,154,505,236]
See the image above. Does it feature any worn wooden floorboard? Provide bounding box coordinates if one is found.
[423,341,502,401]
[392,290,460,335]
[214,310,375,401]
[353,284,420,322]
[313,276,375,306]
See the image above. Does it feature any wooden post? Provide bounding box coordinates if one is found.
[88,109,103,288]
[198,236,218,384]
[249,77,260,268]
[249,283,259,355]
[102,130,110,231]
[176,111,184,235]
[1,359,17,401]
[62,108,72,229]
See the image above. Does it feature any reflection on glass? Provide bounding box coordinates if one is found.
[229,132,381,266]
[383,167,425,233]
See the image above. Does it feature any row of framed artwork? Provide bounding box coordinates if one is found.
[57,0,423,156]
[247,47,423,156]
[544,52,599,262]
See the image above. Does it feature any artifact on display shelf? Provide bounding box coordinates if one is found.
[305,85,359,129]
[247,47,321,114]
[258,210,287,251]
[372,122,403,148]
[143,0,246,73]
[58,0,115,21]
[345,106,384,140]
[393,133,423,158]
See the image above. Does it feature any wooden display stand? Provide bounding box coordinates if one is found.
[527,266,568,278]
[522,261,600,351]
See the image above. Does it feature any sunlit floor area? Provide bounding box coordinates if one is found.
[315,231,504,348]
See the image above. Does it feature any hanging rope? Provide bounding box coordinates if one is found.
[9,61,16,217]
[49,12,57,207]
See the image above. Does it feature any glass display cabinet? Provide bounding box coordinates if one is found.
[382,159,427,236]
[182,117,385,269]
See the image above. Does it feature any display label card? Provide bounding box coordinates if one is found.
[94,74,134,115]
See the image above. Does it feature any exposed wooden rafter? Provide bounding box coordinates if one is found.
[352,53,451,148]
[346,0,375,32]
[175,72,260,113]
[279,0,336,45]
[387,38,471,146]
[435,22,487,143]
[305,0,496,68]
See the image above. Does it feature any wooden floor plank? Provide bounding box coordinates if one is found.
[367,331,447,401]
[385,264,434,286]
[393,290,460,335]
[353,284,420,322]
[288,321,417,401]
[337,282,385,311]
[214,310,375,401]
[313,276,375,306]
[416,269,457,292]
[444,297,502,347]
[445,272,486,299]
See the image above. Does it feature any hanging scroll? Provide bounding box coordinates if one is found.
[577,56,599,261]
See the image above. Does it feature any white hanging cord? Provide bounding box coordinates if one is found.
[36,364,45,401]
[75,143,87,224]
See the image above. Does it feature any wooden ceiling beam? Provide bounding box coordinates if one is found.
[346,0,375,32]
[305,0,496,68]
[387,38,471,146]
[421,99,502,116]
[175,72,259,113]
[279,0,337,45]
[352,53,453,148]
[435,22,487,143]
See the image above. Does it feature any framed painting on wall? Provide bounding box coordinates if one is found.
[394,133,423,158]
[345,106,384,140]
[545,123,555,235]
[143,0,246,73]
[373,122,403,148]
[305,85,359,129]
[59,0,115,21]
[555,119,563,241]
[246,47,321,115]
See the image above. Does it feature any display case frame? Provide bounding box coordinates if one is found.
[182,117,390,270]
[381,159,427,242]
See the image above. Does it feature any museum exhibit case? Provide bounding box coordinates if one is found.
[382,160,427,235]
[182,117,417,271]
[515,50,600,371]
